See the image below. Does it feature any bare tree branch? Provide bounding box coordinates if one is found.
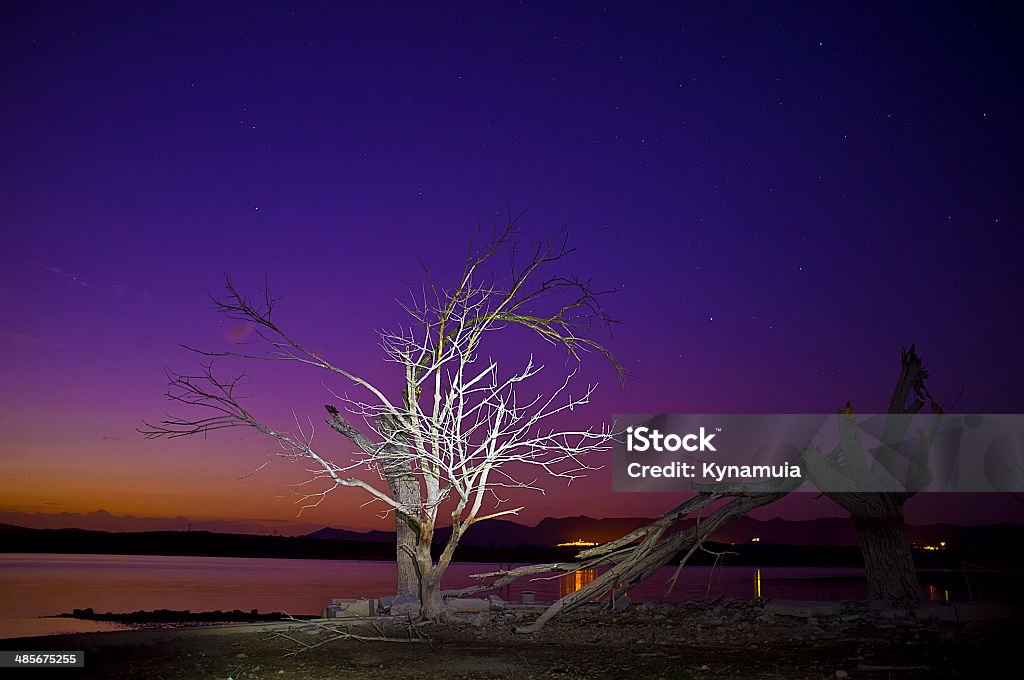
[143,220,622,619]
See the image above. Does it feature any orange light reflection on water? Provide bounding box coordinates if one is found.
[559,569,597,598]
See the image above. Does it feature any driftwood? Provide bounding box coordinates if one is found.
[448,491,788,633]
[445,494,722,598]
[514,492,785,633]
[269,615,430,656]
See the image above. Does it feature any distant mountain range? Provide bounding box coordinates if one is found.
[3,516,1022,567]
[308,514,1023,551]
[0,509,323,536]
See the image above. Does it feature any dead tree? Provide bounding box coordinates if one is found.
[141,217,622,617]
[804,344,943,601]
[338,313,616,619]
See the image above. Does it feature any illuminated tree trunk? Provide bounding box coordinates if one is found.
[416,556,446,620]
[388,470,420,598]
[413,519,454,620]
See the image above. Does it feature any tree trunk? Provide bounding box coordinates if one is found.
[418,570,445,620]
[414,530,447,620]
[324,407,421,598]
[387,470,421,598]
[851,503,921,601]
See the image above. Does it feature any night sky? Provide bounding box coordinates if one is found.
[2,2,1022,533]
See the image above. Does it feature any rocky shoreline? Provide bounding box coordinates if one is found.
[4,597,1017,679]
[51,608,318,626]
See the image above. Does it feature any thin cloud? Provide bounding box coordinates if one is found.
[225,322,256,342]
[28,261,113,295]
[0,330,39,344]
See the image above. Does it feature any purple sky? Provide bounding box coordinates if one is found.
[1,2,1022,532]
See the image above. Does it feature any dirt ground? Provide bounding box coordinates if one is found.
[2,600,1019,679]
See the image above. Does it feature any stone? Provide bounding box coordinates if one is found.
[611,595,633,611]
[950,602,1020,622]
[877,608,909,620]
[765,600,839,618]
[447,598,491,614]
[908,604,958,622]
[835,671,849,679]
[390,602,420,617]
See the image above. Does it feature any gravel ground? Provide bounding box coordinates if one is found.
[1,600,1018,679]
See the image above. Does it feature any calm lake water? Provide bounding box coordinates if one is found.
[0,553,986,639]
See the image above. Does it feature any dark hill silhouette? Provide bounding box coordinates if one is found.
[307,514,1023,552]
[307,527,394,542]
[309,515,862,548]
[3,516,1022,568]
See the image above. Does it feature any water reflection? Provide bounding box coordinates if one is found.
[3,554,1009,640]
[559,569,597,597]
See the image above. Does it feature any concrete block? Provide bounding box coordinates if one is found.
[329,598,376,617]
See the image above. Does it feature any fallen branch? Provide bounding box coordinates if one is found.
[269,616,428,656]
[444,561,585,598]
[447,495,729,599]
[513,492,785,633]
